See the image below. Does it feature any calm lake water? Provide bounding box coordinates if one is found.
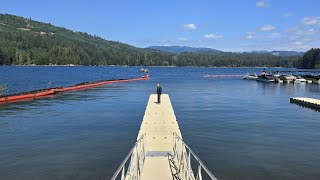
[0,66,320,180]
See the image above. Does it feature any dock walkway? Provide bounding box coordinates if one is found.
[290,97,320,110]
[138,94,181,179]
[111,94,217,180]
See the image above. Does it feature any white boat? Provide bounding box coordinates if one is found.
[256,75,276,83]
[278,74,296,83]
[243,72,258,80]
[311,78,320,84]
[273,73,281,78]
[294,76,307,83]
[303,75,320,84]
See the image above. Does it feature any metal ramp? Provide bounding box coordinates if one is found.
[111,94,217,180]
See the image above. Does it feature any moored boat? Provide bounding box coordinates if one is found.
[256,75,277,83]
[243,72,258,80]
[278,74,296,83]
[302,75,320,84]
[294,76,307,83]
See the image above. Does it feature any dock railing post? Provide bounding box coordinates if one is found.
[111,134,146,180]
[197,165,202,180]
[188,150,191,180]
[121,166,125,180]
[172,132,218,180]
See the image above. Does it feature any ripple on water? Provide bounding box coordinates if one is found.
[0,67,320,179]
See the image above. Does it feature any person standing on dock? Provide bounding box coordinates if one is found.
[156,84,162,104]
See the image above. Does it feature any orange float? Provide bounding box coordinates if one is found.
[0,76,149,104]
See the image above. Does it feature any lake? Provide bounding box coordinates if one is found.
[0,66,320,180]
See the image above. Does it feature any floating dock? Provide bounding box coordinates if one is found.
[112,94,217,180]
[138,94,181,179]
[290,97,320,111]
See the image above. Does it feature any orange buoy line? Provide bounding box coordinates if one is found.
[0,75,149,104]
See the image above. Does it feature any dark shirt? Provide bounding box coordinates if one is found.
[157,86,162,94]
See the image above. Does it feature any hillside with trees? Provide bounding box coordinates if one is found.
[0,13,302,67]
[300,48,320,69]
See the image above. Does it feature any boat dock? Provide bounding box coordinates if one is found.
[111,94,217,180]
[138,94,181,179]
[290,97,320,111]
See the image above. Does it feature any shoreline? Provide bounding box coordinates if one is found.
[1,64,297,68]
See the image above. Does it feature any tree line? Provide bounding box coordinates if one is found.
[0,13,305,68]
[300,48,320,69]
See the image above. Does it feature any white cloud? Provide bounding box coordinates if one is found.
[305,28,318,35]
[245,32,255,39]
[268,32,283,38]
[291,41,311,50]
[204,33,224,39]
[293,41,302,46]
[246,34,255,39]
[182,24,197,30]
[256,1,270,8]
[177,37,188,41]
[302,17,320,26]
[288,26,319,36]
[283,12,293,18]
[238,25,318,51]
[260,25,276,31]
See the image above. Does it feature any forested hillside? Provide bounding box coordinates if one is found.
[0,13,173,66]
[300,48,320,69]
[0,13,302,67]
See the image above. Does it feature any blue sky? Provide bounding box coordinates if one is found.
[1,0,320,52]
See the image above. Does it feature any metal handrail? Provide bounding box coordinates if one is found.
[111,134,146,180]
[111,132,217,180]
[172,132,218,180]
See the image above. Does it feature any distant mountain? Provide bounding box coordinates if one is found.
[270,51,304,56]
[149,46,304,57]
[247,50,304,56]
[249,50,270,54]
[147,46,222,54]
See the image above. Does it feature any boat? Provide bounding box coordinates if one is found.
[140,68,149,73]
[256,74,277,83]
[294,76,307,83]
[310,75,320,84]
[278,74,296,83]
[280,74,296,81]
[243,72,258,80]
[273,73,281,78]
